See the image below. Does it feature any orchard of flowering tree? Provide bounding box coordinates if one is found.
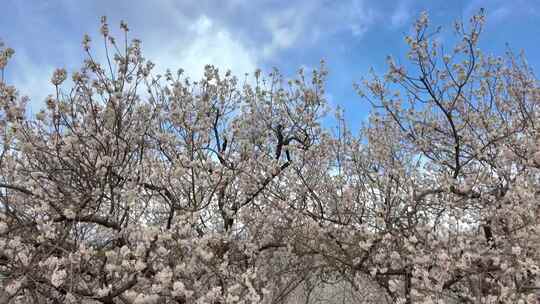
[1,9,540,304]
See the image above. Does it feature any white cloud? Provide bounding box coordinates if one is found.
[463,0,520,25]
[347,0,377,36]
[262,7,307,58]
[259,0,378,57]
[7,49,55,113]
[490,6,511,22]
[390,2,411,28]
[5,0,387,111]
[146,14,257,80]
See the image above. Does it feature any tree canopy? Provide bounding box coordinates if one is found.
[1,10,539,304]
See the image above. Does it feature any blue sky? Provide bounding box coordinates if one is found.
[2,0,540,131]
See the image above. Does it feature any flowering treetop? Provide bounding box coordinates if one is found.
[0,10,539,304]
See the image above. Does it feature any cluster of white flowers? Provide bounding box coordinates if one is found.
[0,44,15,70]
[50,68,67,86]
[82,34,91,51]
[64,293,77,303]
[133,294,159,304]
[5,279,22,295]
[171,280,194,299]
[50,268,67,287]
[100,16,109,37]
[95,285,111,297]
[0,221,7,234]
[63,207,76,219]
[0,10,539,304]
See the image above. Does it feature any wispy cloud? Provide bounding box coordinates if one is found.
[2,0,540,124]
[390,2,412,29]
[7,49,56,113]
[3,0,383,103]
[145,14,257,80]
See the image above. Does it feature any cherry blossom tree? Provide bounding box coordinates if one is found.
[350,10,540,303]
[0,10,539,304]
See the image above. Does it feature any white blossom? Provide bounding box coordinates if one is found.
[51,268,67,287]
[51,68,67,86]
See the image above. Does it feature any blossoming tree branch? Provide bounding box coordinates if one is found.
[1,11,539,304]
